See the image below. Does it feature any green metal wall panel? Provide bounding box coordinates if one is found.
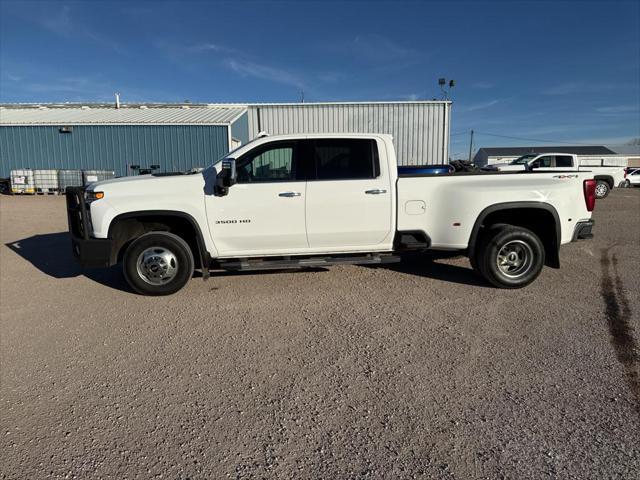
[0,125,230,177]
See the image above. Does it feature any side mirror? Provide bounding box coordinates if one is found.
[215,158,237,196]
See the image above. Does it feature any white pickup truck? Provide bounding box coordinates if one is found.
[481,152,625,198]
[66,134,596,295]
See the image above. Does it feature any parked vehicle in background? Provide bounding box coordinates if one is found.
[0,178,10,194]
[481,153,626,199]
[66,134,596,295]
[623,168,640,187]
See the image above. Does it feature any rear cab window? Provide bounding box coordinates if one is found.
[308,139,380,180]
[555,155,574,168]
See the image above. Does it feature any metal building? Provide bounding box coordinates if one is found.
[0,105,249,177]
[0,101,451,177]
[248,101,451,165]
[607,144,640,167]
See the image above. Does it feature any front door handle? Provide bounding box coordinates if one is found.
[365,189,387,195]
[278,191,302,197]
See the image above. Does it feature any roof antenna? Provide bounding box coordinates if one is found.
[115,92,121,109]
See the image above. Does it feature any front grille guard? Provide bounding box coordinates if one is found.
[66,187,91,239]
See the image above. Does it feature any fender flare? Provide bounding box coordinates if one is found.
[467,201,561,266]
[593,175,614,189]
[108,210,211,278]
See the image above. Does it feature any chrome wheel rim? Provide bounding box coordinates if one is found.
[136,246,178,285]
[496,240,534,278]
[595,183,607,197]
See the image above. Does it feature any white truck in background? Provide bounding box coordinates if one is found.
[66,134,596,295]
[481,153,626,198]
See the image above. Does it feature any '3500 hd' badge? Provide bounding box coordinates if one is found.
[215,219,251,224]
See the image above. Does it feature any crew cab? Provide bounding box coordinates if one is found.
[66,134,596,295]
[481,153,625,198]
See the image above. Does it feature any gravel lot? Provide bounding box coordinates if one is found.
[1,189,639,479]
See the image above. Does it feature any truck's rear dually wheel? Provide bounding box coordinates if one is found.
[476,225,544,288]
[123,232,194,295]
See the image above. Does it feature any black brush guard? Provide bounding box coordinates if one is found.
[65,187,113,267]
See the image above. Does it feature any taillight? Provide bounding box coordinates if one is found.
[584,179,596,212]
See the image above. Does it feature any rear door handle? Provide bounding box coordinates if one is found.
[365,189,387,195]
[278,191,302,197]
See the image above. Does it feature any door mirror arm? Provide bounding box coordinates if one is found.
[215,158,237,196]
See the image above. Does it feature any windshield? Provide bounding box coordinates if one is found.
[509,154,537,165]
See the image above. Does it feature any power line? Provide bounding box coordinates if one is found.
[473,131,606,146]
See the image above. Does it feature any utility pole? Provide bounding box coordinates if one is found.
[468,129,474,162]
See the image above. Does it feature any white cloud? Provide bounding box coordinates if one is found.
[397,93,426,101]
[39,4,72,35]
[4,73,23,82]
[351,34,419,61]
[318,72,348,83]
[571,135,640,145]
[458,99,500,112]
[188,43,226,53]
[595,105,639,113]
[471,82,494,89]
[19,3,124,53]
[543,82,586,95]
[543,82,637,96]
[226,59,305,89]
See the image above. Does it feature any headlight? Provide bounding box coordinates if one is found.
[85,191,105,203]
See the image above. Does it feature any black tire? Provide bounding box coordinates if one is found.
[469,252,480,274]
[123,232,194,295]
[476,225,545,289]
[594,180,610,199]
[470,223,508,277]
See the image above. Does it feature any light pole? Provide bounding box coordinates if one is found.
[438,78,455,100]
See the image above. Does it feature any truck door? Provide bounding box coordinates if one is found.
[304,138,393,250]
[205,140,308,256]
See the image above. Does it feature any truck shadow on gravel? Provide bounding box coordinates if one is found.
[5,232,130,292]
[600,248,640,416]
[6,233,489,292]
[5,233,326,292]
[372,252,490,288]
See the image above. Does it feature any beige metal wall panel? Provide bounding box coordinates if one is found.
[247,102,451,165]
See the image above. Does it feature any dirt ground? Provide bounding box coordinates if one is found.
[1,189,639,479]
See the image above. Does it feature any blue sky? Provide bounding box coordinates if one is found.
[1,0,638,158]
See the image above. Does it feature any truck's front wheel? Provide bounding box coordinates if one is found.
[123,232,194,295]
[477,225,544,289]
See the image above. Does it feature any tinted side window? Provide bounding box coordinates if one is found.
[534,156,553,168]
[312,139,378,180]
[237,143,295,183]
[555,156,573,168]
